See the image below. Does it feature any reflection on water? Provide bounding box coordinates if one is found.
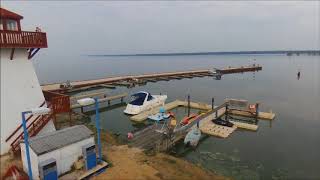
[38,54,320,179]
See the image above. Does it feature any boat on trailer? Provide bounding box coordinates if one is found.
[124,91,167,115]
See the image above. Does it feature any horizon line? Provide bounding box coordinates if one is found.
[88,49,320,57]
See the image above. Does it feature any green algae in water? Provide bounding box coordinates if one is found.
[197,151,263,180]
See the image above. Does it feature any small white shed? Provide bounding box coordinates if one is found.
[20,125,95,180]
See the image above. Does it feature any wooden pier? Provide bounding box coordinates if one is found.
[198,105,237,138]
[217,65,262,74]
[41,65,262,92]
[128,102,230,151]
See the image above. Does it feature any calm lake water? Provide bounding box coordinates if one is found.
[35,54,320,179]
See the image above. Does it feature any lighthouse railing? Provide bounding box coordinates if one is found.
[0,30,47,48]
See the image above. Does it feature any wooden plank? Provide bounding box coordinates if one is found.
[156,77,170,81]
[99,84,116,89]
[144,78,158,82]
[170,76,183,79]
[78,161,108,180]
[180,75,194,78]
[230,121,258,131]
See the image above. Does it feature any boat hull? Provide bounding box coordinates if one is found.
[124,95,167,115]
[184,128,201,147]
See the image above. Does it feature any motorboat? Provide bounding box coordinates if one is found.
[124,91,167,115]
[184,128,201,147]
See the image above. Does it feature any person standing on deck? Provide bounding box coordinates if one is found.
[297,70,301,80]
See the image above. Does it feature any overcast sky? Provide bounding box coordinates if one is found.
[2,1,320,55]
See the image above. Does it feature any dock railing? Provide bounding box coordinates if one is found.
[43,90,70,114]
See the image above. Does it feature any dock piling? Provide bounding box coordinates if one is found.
[211,97,214,110]
[187,94,190,117]
[225,103,229,121]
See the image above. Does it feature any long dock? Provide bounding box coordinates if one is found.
[42,69,213,92]
[217,65,262,74]
[41,65,262,92]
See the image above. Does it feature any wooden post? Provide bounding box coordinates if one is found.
[211,97,214,110]
[187,94,190,117]
[225,103,229,121]
[255,103,259,124]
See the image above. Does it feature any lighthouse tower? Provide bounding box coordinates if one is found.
[1,8,56,155]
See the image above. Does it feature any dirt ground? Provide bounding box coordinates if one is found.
[92,145,228,180]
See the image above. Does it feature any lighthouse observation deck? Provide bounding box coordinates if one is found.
[0,7,47,48]
[0,30,47,48]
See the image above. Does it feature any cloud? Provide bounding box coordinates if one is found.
[1,1,319,54]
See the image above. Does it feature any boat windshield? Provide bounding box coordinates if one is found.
[147,94,154,101]
[129,92,147,105]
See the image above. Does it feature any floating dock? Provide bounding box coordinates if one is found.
[41,65,262,92]
[198,106,237,138]
[130,100,212,122]
[128,102,230,151]
[228,109,275,120]
[229,121,258,131]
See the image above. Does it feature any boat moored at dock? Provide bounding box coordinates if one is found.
[124,91,167,115]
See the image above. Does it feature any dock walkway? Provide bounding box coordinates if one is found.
[128,99,275,151]
[198,107,237,138]
[42,69,213,92]
[130,100,212,122]
[41,65,262,92]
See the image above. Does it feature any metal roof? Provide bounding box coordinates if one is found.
[24,125,94,155]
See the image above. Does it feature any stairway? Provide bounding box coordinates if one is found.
[6,91,71,155]
[6,102,54,154]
